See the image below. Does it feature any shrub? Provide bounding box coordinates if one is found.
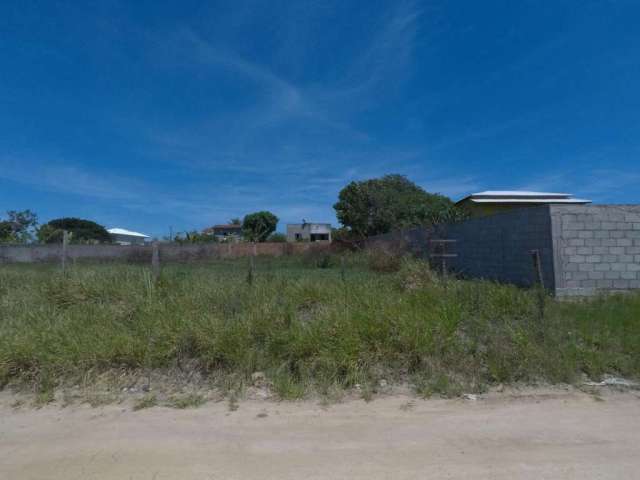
[267,233,287,243]
[38,218,111,244]
[367,248,403,273]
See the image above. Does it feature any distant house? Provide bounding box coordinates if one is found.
[107,228,150,245]
[286,223,332,242]
[456,191,591,217]
[203,224,243,241]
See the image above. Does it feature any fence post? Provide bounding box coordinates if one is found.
[151,241,160,281]
[247,250,255,285]
[61,230,69,274]
[529,249,546,322]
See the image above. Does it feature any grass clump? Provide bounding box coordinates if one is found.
[133,394,157,411]
[168,393,206,409]
[0,256,639,402]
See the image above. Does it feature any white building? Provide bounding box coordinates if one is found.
[107,227,151,245]
[286,223,332,242]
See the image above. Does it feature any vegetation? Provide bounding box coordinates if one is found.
[38,217,111,244]
[242,211,279,242]
[133,394,157,411]
[267,232,287,243]
[0,255,638,403]
[0,210,38,244]
[173,230,218,244]
[334,174,467,238]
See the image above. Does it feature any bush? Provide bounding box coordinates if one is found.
[267,233,287,243]
[302,249,336,269]
[367,248,403,273]
[395,257,435,291]
[38,218,111,244]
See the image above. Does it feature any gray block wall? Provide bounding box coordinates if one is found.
[550,205,640,296]
[366,206,555,289]
[440,206,556,289]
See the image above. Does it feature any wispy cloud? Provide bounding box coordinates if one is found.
[0,2,482,234]
[518,168,640,202]
[127,1,424,172]
[0,157,143,202]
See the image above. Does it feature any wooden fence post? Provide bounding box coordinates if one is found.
[61,230,69,274]
[247,252,255,285]
[151,241,160,281]
[530,249,546,321]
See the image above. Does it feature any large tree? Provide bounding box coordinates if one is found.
[0,210,38,244]
[242,211,278,242]
[37,218,111,244]
[333,174,465,237]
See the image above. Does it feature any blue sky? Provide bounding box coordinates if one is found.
[1,0,639,237]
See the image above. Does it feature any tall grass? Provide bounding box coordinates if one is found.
[0,255,639,399]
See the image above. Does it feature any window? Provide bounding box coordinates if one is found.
[310,233,329,242]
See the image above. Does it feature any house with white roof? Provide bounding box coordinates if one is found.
[456,191,591,217]
[107,228,151,246]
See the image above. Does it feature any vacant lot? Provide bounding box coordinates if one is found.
[1,253,639,404]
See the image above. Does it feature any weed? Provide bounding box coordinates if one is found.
[168,393,206,409]
[0,260,638,402]
[133,394,157,411]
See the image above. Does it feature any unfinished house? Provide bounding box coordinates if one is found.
[370,204,640,297]
[286,223,332,242]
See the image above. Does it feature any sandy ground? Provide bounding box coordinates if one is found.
[1,389,639,480]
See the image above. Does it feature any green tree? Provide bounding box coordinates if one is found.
[267,232,287,243]
[333,174,466,237]
[173,230,218,244]
[242,211,278,242]
[37,218,111,244]
[229,218,242,225]
[0,210,38,244]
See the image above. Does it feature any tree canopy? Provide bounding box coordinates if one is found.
[333,174,466,237]
[0,210,38,244]
[37,218,111,244]
[242,211,278,242]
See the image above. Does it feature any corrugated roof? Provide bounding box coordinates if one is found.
[107,228,150,238]
[470,198,592,204]
[457,190,591,205]
[469,191,571,198]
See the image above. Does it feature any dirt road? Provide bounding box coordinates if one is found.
[1,389,639,479]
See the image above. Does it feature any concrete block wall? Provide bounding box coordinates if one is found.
[441,206,555,289]
[366,206,555,289]
[0,242,328,264]
[550,205,640,296]
[366,205,640,296]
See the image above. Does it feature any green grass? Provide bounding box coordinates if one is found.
[133,394,157,411]
[167,393,206,409]
[1,253,639,400]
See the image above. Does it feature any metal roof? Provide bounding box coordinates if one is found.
[107,228,150,238]
[457,191,591,205]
